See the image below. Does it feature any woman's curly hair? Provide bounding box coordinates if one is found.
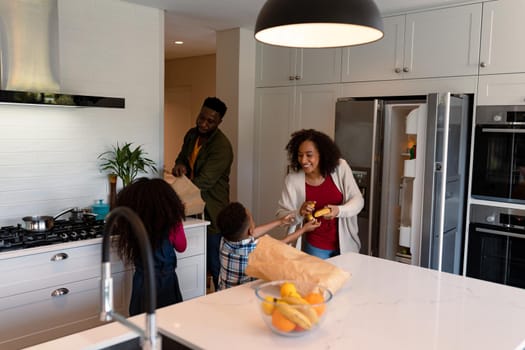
[285,129,341,176]
[114,177,186,263]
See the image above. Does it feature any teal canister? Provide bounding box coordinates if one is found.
[92,199,110,220]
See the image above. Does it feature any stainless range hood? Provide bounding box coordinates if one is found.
[0,89,125,108]
[0,0,124,108]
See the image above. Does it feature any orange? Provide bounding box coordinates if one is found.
[304,292,326,316]
[280,282,297,297]
[271,309,295,332]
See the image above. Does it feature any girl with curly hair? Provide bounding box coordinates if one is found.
[277,129,364,259]
[114,177,186,316]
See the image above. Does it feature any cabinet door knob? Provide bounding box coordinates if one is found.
[51,287,70,297]
[403,67,409,73]
[289,76,295,80]
[480,62,486,68]
[295,75,301,80]
[394,68,402,73]
[50,252,68,261]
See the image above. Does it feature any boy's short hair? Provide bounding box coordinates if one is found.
[217,202,250,242]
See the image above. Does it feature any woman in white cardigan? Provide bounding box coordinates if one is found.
[277,129,364,258]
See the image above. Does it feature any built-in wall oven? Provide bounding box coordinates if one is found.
[471,105,525,204]
[467,204,525,288]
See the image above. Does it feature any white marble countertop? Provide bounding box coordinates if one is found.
[27,252,525,350]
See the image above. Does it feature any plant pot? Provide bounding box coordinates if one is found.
[108,174,118,210]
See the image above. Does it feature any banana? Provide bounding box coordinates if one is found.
[280,296,319,325]
[275,302,313,330]
[314,207,331,218]
[305,201,316,221]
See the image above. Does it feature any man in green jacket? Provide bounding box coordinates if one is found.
[172,97,233,291]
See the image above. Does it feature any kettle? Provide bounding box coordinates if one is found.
[91,200,110,221]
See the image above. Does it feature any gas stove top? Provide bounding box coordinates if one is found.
[0,219,105,252]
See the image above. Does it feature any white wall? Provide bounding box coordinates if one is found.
[0,0,164,226]
[216,28,255,208]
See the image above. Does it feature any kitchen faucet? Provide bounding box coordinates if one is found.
[100,207,160,350]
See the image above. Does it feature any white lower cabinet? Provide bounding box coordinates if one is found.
[177,255,205,300]
[0,243,131,350]
[0,219,207,350]
[176,222,207,300]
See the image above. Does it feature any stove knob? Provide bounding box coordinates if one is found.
[60,232,68,240]
[70,231,78,240]
[486,215,496,223]
[493,114,503,122]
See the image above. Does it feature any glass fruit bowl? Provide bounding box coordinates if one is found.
[254,280,333,337]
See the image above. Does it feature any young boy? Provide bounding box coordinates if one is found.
[216,202,321,290]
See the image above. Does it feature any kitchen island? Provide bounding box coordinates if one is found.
[27,252,525,350]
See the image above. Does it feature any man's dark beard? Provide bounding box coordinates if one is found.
[196,124,214,138]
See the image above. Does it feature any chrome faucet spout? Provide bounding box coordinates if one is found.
[100,207,160,350]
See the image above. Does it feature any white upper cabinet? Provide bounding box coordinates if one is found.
[341,15,405,81]
[479,0,525,75]
[342,4,482,82]
[256,44,342,87]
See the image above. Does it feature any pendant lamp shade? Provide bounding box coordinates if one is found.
[255,0,384,48]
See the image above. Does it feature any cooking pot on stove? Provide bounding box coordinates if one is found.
[22,207,76,232]
[69,207,98,223]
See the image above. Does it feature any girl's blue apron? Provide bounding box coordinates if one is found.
[129,237,183,316]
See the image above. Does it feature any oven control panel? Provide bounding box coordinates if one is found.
[470,204,525,229]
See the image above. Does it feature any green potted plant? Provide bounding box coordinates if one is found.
[98,142,158,187]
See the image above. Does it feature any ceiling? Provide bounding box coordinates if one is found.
[124,0,472,60]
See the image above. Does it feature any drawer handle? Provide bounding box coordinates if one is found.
[51,288,70,297]
[50,252,69,261]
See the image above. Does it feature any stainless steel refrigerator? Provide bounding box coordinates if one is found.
[335,93,471,273]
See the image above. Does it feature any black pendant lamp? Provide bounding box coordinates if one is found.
[255,0,384,48]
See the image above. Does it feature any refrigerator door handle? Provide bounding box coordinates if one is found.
[435,93,451,272]
[367,99,380,256]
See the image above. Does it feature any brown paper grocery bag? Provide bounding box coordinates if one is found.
[164,174,205,216]
[245,235,350,294]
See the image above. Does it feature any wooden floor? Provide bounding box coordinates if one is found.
[206,273,215,294]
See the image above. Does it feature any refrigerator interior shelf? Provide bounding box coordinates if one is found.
[406,109,419,134]
[395,253,412,264]
[404,159,417,178]
[399,226,411,247]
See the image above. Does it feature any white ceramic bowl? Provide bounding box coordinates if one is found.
[254,280,333,337]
